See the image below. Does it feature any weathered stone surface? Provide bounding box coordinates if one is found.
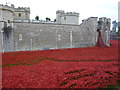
[0,17,111,52]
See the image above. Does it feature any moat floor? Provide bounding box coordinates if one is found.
[2,40,120,88]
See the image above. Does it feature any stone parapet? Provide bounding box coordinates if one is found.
[0,4,14,13]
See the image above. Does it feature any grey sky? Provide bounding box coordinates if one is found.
[0,0,119,23]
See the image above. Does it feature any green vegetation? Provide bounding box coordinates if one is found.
[54,19,56,22]
[35,16,39,20]
[105,80,120,89]
[2,64,19,67]
[45,17,51,21]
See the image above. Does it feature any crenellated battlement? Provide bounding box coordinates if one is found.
[56,10,79,16]
[56,10,79,25]
[0,4,30,22]
[0,4,30,12]
[98,17,111,30]
[56,10,65,14]
[0,4,14,13]
[65,12,79,16]
[14,7,30,12]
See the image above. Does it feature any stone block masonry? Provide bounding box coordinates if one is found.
[0,17,111,52]
[13,23,85,51]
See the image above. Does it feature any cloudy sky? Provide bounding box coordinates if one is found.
[0,0,119,23]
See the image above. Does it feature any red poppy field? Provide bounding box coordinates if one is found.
[2,40,120,88]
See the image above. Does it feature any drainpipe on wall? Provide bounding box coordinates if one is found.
[1,21,4,52]
[1,30,4,52]
[30,38,33,50]
[70,30,73,48]
[15,42,17,51]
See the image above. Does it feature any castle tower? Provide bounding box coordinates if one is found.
[0,4,30,22]
[0,4,31,52]
[14,7,30,20]
[0,4,14,24]
[56,10,65,23]
[56,10,79,25]
[97,17,111,46]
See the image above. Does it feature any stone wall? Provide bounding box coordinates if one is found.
[12,23,83,51]
[79,17,98,46]
[1,10,13,22]
[0,17,111,52]
[11,18,97,52]
[0,21,2,52]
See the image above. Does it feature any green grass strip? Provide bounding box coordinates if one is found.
[2,58,119,67]
[2,64,19,67]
